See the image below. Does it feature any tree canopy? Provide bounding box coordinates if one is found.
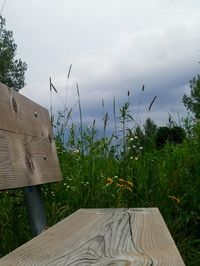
[183,74,200,120]
[0,16,27,91]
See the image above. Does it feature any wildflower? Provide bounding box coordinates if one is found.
[106,177,113,185]
[132,145,136,148]
[130,138,134,141]
[134,136,138,139]
[139,146,143,150]
[169,195,181,204]
[118,178,126,183]
[117,183,124,188]
[70,148,79,154]
[126,186,132,192]
[135,157,138,160]
[126,181,133,188]
[130,157,133,160]
[117,178,133,192]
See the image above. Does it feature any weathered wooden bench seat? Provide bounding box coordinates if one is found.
[1,208,185,265]
[0,84,185,265]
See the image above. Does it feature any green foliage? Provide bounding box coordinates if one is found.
[0,16,27,91]
[0,95,199,265]
[155,126,185,148]
[183,74,200,120]
[143,118,157,151]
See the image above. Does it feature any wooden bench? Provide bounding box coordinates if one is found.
[0,83,185,265]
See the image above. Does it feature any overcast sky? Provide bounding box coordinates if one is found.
[2,0,200,131]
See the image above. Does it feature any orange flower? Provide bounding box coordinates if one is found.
[169,195,181,204]
[106,177,113,185]
[117,183,124,188]
[126,181,133,188]
[117,179,133,192]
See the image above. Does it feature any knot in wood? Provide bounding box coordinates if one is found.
[25,154,34,174]
[12,98,18,113]
[48,134,52,144]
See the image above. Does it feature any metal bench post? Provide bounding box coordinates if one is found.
[24,186,47,236]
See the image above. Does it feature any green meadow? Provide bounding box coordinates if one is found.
[1,88,200,266]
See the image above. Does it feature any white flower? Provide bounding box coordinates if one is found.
[130,138,134,141]
[135,157,138,160]
[134,136,138,139]
[130,157,133,160]
[139,146,143,150]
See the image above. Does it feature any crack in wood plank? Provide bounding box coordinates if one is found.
[0,209,185,265]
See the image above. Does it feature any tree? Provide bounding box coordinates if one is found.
[143,118,157,139]
[143,118,157,151]
[155,126,185,149]
[183,75,200,120]
[0,16,27,91]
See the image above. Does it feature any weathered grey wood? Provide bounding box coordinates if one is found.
[0,208,185,265]
[0,83,53,138]
[0,83,61,189]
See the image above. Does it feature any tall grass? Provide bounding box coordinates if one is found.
[0,85,200,265]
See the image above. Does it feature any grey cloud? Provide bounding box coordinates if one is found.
[4,0,198,129]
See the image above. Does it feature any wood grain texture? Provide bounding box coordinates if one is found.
[0,208,185,265]
[0,83,61,189]
[0,83,53,138]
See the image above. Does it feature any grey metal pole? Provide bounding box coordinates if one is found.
[24,185,47,237]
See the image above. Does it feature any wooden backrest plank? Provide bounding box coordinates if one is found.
[0,208,185,265]
[0,83,53,138]
[0,83,62,190]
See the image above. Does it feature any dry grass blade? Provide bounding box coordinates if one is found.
[102,98,104,108]
[49,77,58,93]
[168,112,178,126]
[142,84,145,91]
[76,82,80,96]
[67,64,72,79]
[136,85,145,123]
[148,96,157,111]
[113,97,116,116]
[76,82,83,147]
[104,112,109,129]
